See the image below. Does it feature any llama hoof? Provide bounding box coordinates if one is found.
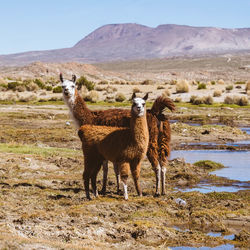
[99,189,106,195]
[154,193,161,197]
[116,189,123,195]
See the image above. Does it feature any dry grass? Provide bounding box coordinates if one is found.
[246,81,250,93]
[115,93,126,102]
[217,79,225,85]
[176,80,189,93]
[213,90,222,97]
[84,90,99,103]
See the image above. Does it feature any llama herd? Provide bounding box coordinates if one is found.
[60,74,175,200]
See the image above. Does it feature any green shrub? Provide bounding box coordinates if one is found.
[7,82,19,90]
[115,93,126,102]
[194,160,224,172]
[46,86,52,91]
[210,81,216,85]
[0,83,7,89]
[77,76,95,91]
[235,81,245,85]
[34,79,45,89]
[226,85,233,91]
[197,83,206,90]
[53,86,63,93]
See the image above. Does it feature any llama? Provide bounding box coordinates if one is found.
[78,93,149,200]
[60,74,175,196]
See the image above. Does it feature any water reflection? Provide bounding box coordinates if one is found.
[171,150,250,182]
[170,244,234,250]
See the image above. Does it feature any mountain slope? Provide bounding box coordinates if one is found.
[1,23,250,66]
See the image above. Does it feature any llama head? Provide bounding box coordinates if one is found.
[60,73,77,100]
[131,93,148,117]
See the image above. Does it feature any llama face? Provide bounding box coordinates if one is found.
[61,80,76,99]
[132,97,146,117]
[60,74,77,100]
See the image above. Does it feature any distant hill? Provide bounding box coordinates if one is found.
[1,23,250,66]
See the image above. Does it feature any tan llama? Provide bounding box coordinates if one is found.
[78,93,149,200]
[60,74,175,197]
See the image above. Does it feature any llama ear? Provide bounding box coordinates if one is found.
[143,93,148,101]
[72,74,76,83]
[132,92,136,100]
[77,83,82,91]
[59,73,64,83]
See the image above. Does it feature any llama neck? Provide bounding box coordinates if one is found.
[64,89,93,127]
[130,112,149,146]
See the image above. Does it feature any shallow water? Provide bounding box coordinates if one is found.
[240,127,250,135]
[176,183,248,193]
[171,150,250,182]
[170,244,234,250]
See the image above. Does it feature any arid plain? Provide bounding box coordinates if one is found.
[0,55,250,249]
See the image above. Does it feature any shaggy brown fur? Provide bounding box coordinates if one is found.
[60,74,175,196]
[78,94,149,200]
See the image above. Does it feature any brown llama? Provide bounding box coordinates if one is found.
[60,74,175,196]
[78,93,149,200]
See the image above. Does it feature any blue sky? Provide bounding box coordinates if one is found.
[0,0,249,55]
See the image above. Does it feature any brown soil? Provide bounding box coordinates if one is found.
[0,104,249,249]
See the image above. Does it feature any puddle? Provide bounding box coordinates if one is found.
[176,183,249,193]
[171,150,250,182]
[240,127,250,135]
[182,140,250,147]
[170,244,234,250]
[207,232,235,240]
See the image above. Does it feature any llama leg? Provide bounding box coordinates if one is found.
[161,166,167,195]
[100,160,108,195]
[120,163,130,200]
[154,165,161,197]
[91,163,102,197]
[83,170,91,200]
[130,161,142,197]
[113,163,120,194]
[159,120,171,195]
[147,150,161,196]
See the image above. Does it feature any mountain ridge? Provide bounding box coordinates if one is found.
[1,23,250,66]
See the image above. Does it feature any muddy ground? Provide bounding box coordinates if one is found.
[0,103,249,249]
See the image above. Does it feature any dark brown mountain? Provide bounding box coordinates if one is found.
[1,23,250,66]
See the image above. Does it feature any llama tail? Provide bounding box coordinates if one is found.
[150,96,175,120]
